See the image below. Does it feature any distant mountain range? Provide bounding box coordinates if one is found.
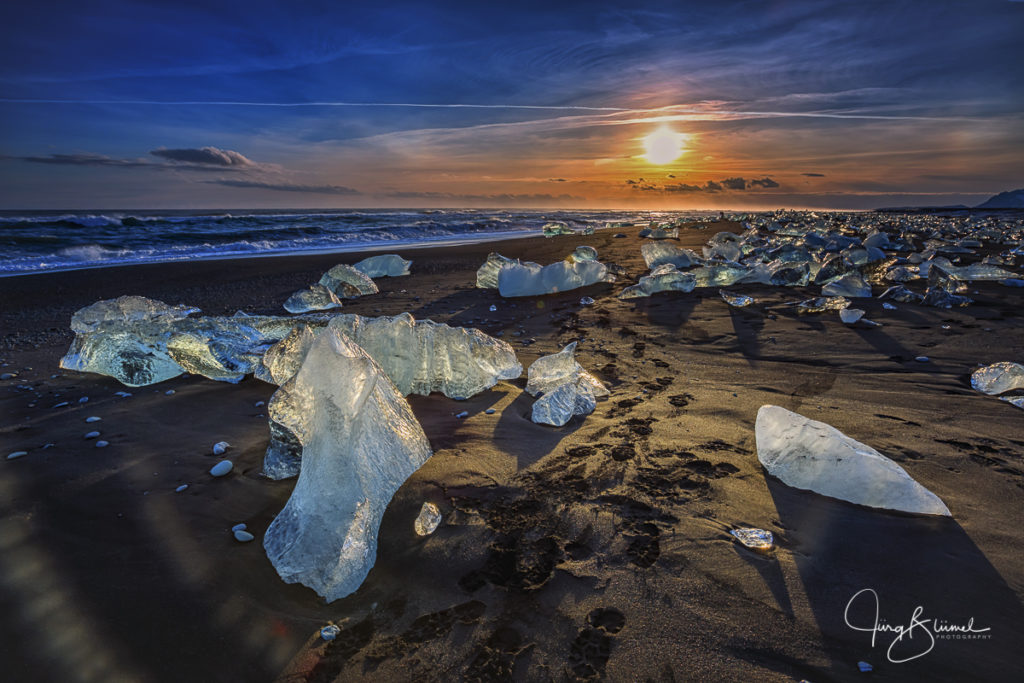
[976,188,1024,209]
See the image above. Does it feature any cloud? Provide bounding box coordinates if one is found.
[630,176,781,193]
[206,179,360,195]
[548,178,567,182]
[801,172,826,177]
[12,153,152,167]
[382,190,582,203]
[150,146,254,166]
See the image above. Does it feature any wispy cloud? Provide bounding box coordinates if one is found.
[205,179,359,195]
[150,146,255,167]
[9,153,152,167]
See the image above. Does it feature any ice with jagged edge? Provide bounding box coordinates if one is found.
[619,264,696,299]
[570,245,598,262]
[755,405,950,516]
[319,263,379,298]
[970,362,1024,395]
[498,259,613,297]
[353,254,411,277]
[476,252,520,289]
[263,329,433,602]
[61,299,331,386]
[526,342,608,426]
[71,295,200,333]
[284,284,342,313]
[930,256,1017,281]
[260,313,521,477]
[642,242,702,270]
[542,222,574,237]
[821,272,872,298]
[721,291,755,307]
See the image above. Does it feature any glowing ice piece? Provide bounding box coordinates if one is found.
[263,329,433,602]
[284,284,341,313]
[570,246,598,262]
[970,362,1024,395]
[619,264,696,299]
[255,324,319,385]
[353,254,411,277]
[60,327,185,387]
[821,272,871,298]
[497,260,613,297]
[795,296,850,313]
[542,222,574,237]
[476,252,520,289]
[531,378,599,426]
[319,264,379,298]
[525,340,608,415]
[730,528,774,550]
[641,242,702,269]
[930,257,1016,281]
[755,405,950,516]
[70,295,199,334]
[720,291,755,307]
[690,264,751,287]
[414,502,442,536]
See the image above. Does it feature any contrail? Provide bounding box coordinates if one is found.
[0,98,975,121]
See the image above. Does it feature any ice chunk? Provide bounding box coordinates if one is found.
[641,242,702,269]
[690,264,751,287]
[498,260,613,297]
[165,325,266,383]
[879,285,923,304]
[839,308,865,324]
[263,329,433,602]
[414,502,442,536]
[284,284,342,313]
[570,245,598,262]
[970,362,1024,395]
[821,272,871,298]
[929,256,1016,281]
[353,254,411,277]
[319,264,379,298]
[255,324,319,385]
[643,226,679,240]
[542,222,574,237]
[1002,396,1024,410]
[476,252,520,289]
[720,291,755,307]
[526,341,608,399]
[619,264,696,299]
[923,268,972,308]
[60,327,185,387]
[795,296,850,313]
[71,295,199,334]
[755,405,950,516]
[730,528,774,550]
[531,378,599,426]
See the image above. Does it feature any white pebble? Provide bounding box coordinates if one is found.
[454,411,469,419]
[175,484,189,493]
[79,397,89,403]
[84,431,100,439]
[231,523,247,532]
[233,530,255,542]
[485,408,496,415]
[95,440,110,448]
[53,402,69,408]
[85,416,101,423]
[915,356,930,363]
[321,625,341,641]
[210,460,233,477]
[165,389,175,395]
[254,401,265,408]
[7,451,29,460]
[212,441,230,455]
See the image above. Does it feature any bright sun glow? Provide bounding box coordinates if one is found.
[642,126,686,165]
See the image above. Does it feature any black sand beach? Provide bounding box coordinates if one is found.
[1,222,1023,682]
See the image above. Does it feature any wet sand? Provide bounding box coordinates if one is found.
[1,222,1022,682]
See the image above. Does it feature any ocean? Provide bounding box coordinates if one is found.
[0,208,713,276]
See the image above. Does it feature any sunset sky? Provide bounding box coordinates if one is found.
[1,0,1022,210]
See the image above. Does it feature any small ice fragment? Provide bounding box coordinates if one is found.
[720,291,755,307]
[414,502,442,536]
[86,416,101,423]
[212,441,230,455]
[165,389,175,395]
[53,402,69,408]
[115,391,132,397]
[7,451,29,460]
[0,373,14,380]
[254,401,265,408]
[41,443,54,450]
[234,530,255,542]
[320,625,341,641]
[210,460,233,477]
[858,661,873,673]
[541,222,574,237]
[839,309,865,324]
[579,296,595,305]
[970,362,1024,395]
[84,431,100,439]
[454,411,469,419]
[489,304,497,312]
[95,440,109,448]
[730,528,774,550]
[175,484,188,492]
[79,397,89,403]
[882,302,897,310]
[352,254,411,278]
[232,523,247,532]
[1001,396,1024,410]
[485,408,496,415]
[915,356,930,363]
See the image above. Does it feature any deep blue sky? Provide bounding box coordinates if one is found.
[1,0,1022,209]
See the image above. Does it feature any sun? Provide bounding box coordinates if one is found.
[642,126,686,165]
